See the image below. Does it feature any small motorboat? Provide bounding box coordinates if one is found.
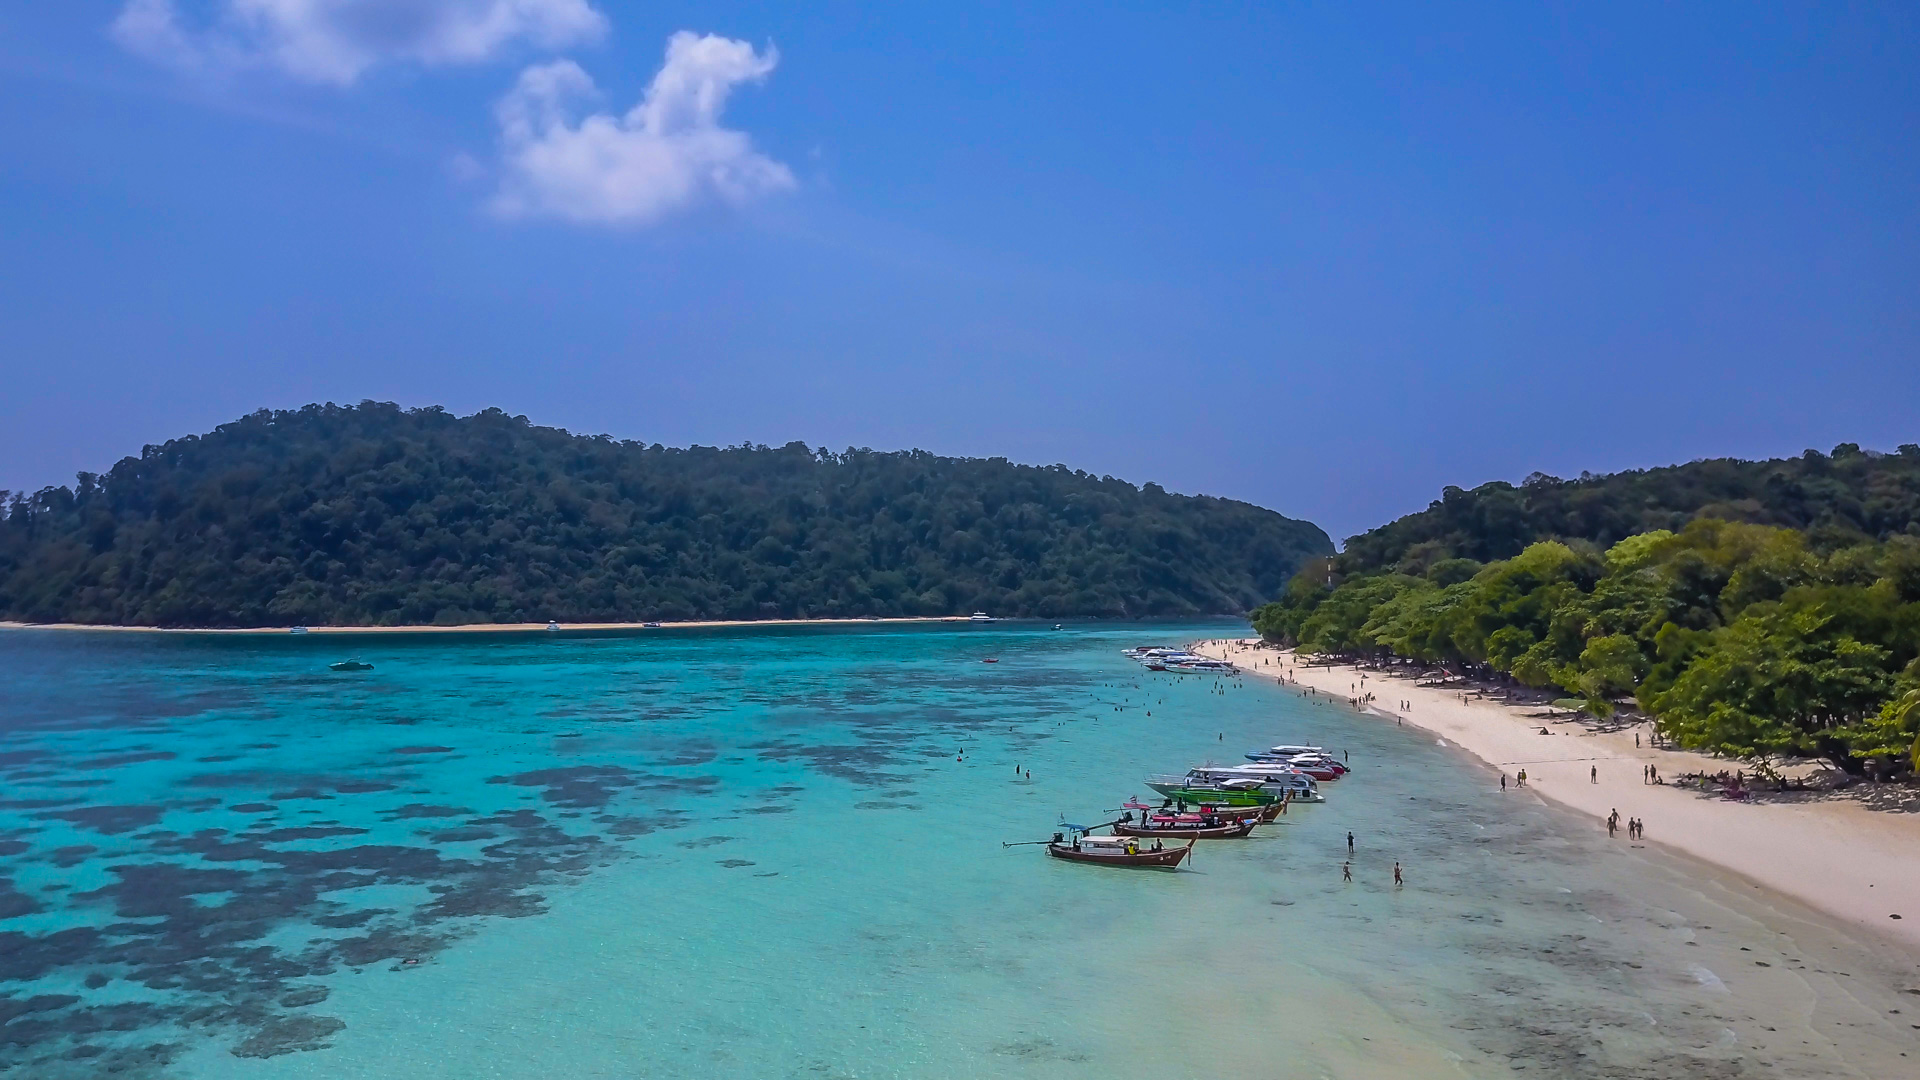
[1052,624,1064,631]
[546,621,561,631]
[969,612,995,622]
[642,622,663,628]
[329,659,373,672]
[1046,832,1191,869]
[1142,775,1279,806]
[289,626,309,635]
[982,657,999,664]
[1125,797,1283,823]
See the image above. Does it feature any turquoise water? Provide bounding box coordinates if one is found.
[4,621,1918,1079]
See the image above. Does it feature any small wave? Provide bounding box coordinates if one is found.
[1690,965,1729,993]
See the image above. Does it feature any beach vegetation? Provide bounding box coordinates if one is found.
[1255,446,1920,774]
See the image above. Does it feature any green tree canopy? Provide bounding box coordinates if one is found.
[0,403,1333,626]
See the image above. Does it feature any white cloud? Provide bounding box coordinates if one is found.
[111,0,608,85]
[489,32,794,226]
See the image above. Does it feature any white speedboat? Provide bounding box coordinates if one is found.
[969,612,995,622]
[1163,658,1238,675]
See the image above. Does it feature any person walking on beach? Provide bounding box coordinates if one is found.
[1590,764,1598,784]
[1393,862,1403,887]
[1501,774,1507,791]
[1343,861,1352,882]
[1517,768,1527,787]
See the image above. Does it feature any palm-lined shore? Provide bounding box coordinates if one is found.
[1197,638,1920,949]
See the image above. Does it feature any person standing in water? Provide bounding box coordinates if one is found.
[1393,862,1403,887]
[1347,831,1354,855]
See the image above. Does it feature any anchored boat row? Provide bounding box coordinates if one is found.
[1019,646,1354,868]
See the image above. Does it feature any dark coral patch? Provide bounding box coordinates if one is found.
[42,805,163,835]
[390,746,455,755]
[49,845,97,868]
[384,804,472,820]
[259,827,368,842]
[76,751,178,769]
[0,840,30,856]
[0,876,43,919]
[599,815,679,838]
[493,765,640,809]
[231,803,276,814]
[425,827,498,844]
[278,985,330,1008]
[0,926,104,981]
[230,1015,346,1058]
[332,780,395,795]
[270,788,332,801]
[313,909,385,929]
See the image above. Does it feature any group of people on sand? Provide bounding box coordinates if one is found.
[1606,808,1644,840]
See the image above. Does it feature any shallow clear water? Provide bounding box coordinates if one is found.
[3,621,1918,1079]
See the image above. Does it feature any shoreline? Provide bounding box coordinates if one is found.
[1194,638,1920,952]
[0,616,973,636]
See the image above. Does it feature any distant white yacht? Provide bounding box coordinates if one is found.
[968,612,995,622]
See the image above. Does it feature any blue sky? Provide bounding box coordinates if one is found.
[1,2,1915,543]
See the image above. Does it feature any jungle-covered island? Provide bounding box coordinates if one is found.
[1254,444,1920,775]
[0,402,1332,626]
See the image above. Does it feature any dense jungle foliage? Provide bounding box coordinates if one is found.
[1254,444,1920,773]
[1341,445,1920,574]
[0,403,1331,627]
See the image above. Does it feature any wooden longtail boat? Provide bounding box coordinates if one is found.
[1046,834,1193,868]
[1125,798,1284,824]
[1111,818,1256,839]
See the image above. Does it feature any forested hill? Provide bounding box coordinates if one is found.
[1253,442,1920,774]
[1338,444,1920,576]
[0,403,1331,627]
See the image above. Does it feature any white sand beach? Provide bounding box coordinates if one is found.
[1196,638,1920,951]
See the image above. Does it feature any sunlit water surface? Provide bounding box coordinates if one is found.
[3,621,1917,1079]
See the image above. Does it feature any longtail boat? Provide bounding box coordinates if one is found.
[1123,798,1282,824]
[1046,833,1192,868]
[1112,816,1256,839]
